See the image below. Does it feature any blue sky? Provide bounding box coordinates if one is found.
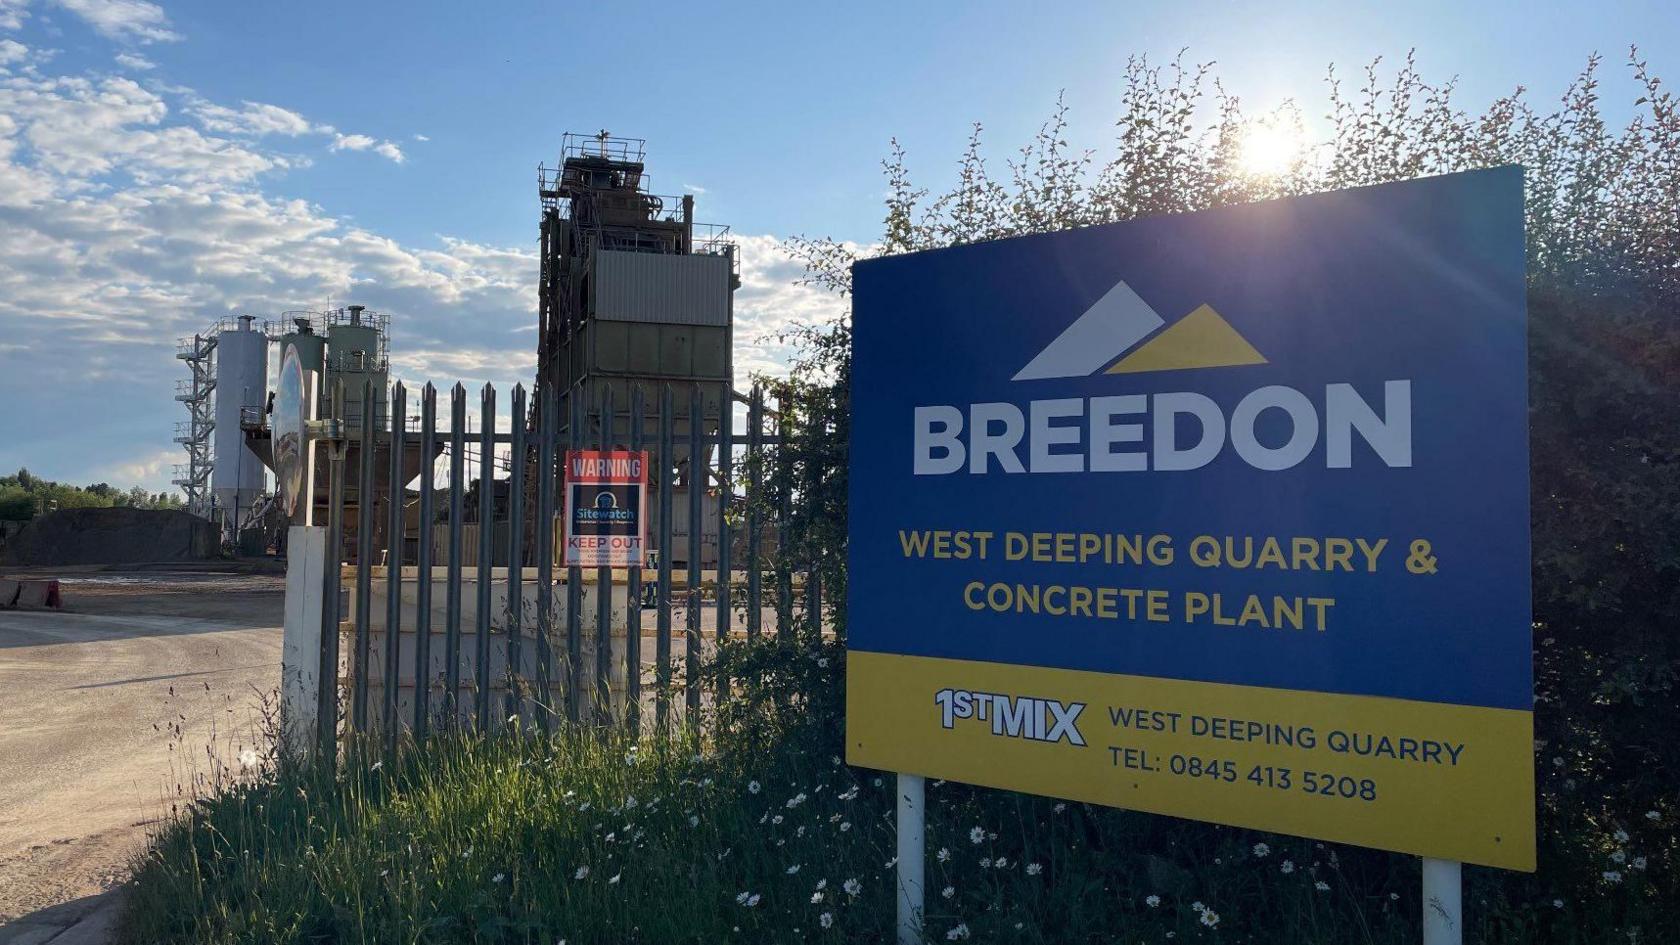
[0,0,1673,490]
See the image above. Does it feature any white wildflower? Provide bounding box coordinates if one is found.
[994,857,1008,869]
[1053,802,1066,813]
[1603,870,1623,884]
[787,864,802,875]
[1632,856,1647,870]
[1315,880,1331,892]
[1611,850,1627,864]
[979,857,992,869]
[884,857,897,869]
[797,826,806,837]
[873,777,883,787]
[608,873,620,885]
[941,885,955,899]
[1145,894,1161,908]
[1645,810,1661,822]
[946,922,970,940]
[1281,859,1295,874]
[689,815,700,827]
[1200,908,1221,929]
[367,759,381,772]
[817,879,827,890]
[1614,829,1630,844]
[820,912,834,929]
[492,873,505,884]
[937,847,951,863]
[736,891,750,905]
[748,780,761,794]
[817,657,829,668]
[1191,901,1205,913]
[843,878,862,896]
[1026,863,1043,876]
[786,792,808,808]
[841,821,852,832]
[772,814,784,825]
[1252,842,1271,858]
[969,826,986,845]
[574,866,589,880]
[1553,899,1565,908]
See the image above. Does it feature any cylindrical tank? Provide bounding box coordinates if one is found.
[212,315,268,525]
[326,305,387,433]
[278,316,326,376]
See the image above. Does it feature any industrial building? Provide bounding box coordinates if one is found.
[174,132,737,570]
[537,132,739,568]
[172,315,271,544]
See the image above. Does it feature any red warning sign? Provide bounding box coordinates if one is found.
[563,449,648,568]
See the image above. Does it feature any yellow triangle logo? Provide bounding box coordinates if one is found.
[1104,303,1267,374]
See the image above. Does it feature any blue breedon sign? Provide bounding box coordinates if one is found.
[846,168,1535,871]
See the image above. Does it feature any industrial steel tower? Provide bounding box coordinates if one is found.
[535,132,739,567]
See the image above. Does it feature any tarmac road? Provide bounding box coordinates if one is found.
[0,571,283,932]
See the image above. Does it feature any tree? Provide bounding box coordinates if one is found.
[783,48,1680,937]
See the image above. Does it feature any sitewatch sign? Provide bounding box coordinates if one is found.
[563,449,648,568]
[845,168,1535,871]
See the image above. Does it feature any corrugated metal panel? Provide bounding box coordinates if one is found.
[594,250,731,326]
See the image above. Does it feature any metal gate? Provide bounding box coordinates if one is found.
[314,379,815,753]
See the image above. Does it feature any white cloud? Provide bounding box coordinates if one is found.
[50,0,179,43]
[113,50,153,70]
[0,37,25,65]
[191,99,315,137]
[0,0,28,31]
[412,133,428,142]
[0,55,828,493]
[331,131,404,163]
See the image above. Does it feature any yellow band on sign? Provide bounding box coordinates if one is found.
[846,651,1535,871]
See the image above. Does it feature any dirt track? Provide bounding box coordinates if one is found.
[0,569,283,929]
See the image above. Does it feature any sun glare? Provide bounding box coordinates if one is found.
[1237,121,1304,177]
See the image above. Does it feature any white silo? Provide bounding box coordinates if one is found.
[212,315,269,533]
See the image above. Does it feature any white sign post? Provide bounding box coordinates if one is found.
[896,773,925,945]
[1422,858,1463,945]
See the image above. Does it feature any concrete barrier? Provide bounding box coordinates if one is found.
[0,579,20,609]
[12,579,62,609]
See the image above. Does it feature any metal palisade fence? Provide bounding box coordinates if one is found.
[316,379,818,755]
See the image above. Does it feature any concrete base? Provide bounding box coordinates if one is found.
[280,526,327,759]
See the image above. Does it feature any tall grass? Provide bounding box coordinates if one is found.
[121,638,1673,943]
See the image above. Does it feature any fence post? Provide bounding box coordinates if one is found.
[595,386,615,726]
[382,383,406,750]
[506,384,527,722]
[474,385,495,731]
[352,380,377,732]
[656,384,674,730]
[746,385,762,640]
[566,390,584,723]
[315,378,346,760]
[444,385,466,727]
[536,385,557,727]
[686,382,703,718]
[412,385,436,739]
[715,382,732,702]
[626,385,645,735]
